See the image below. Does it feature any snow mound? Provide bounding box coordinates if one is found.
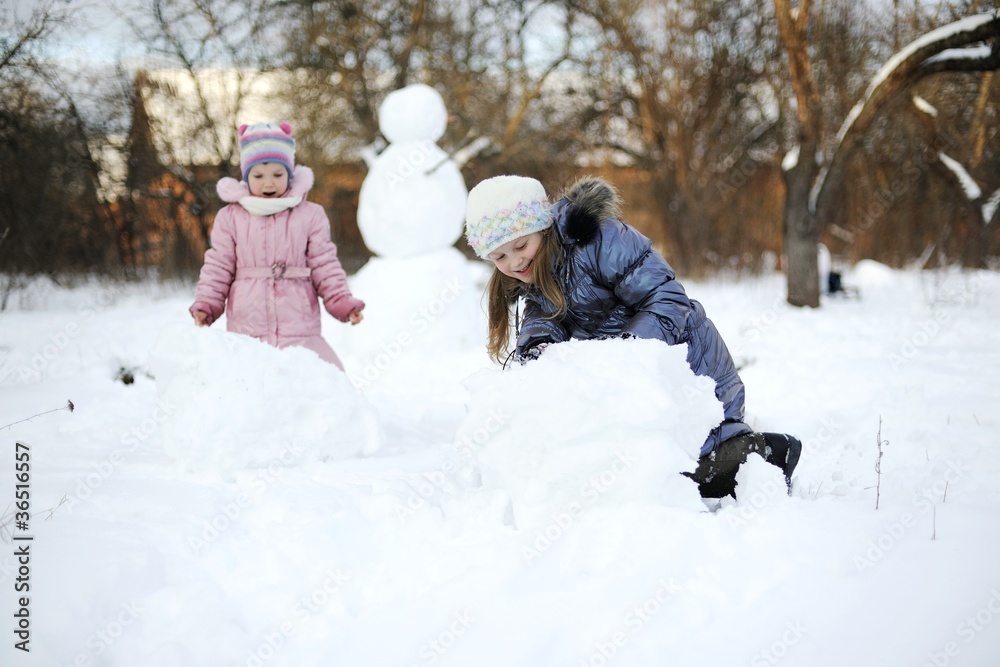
[336,248,485,386]
[456,338,723,528]
[150,325,380,472]
[848,259,898,288]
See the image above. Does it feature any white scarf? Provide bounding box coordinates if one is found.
[238,195,302,216]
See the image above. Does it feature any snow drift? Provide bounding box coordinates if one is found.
[456,338,723,528]
[149,325,380,471]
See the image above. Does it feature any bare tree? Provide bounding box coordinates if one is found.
[0,0,71,72]
[281,0,584,163]
[557,0,784,273]
[774,0,1000,306]
[0,0,122,278]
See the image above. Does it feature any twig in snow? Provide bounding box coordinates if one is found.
[0,400,74,430]
[0,496,68,543]
[875,416,889,510]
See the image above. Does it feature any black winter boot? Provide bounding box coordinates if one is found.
[685,432,802,499]
[758,432,802,489]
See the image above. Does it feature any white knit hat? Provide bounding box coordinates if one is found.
[464,175,553,258]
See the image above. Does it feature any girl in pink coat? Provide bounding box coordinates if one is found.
[190,122,364,370]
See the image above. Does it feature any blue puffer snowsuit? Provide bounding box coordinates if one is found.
[514,178,751,456]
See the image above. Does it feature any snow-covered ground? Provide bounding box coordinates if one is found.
[1,262,999,667]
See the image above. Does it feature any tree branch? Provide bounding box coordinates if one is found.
[813,14,1000,221]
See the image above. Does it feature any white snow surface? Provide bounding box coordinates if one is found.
[459,338,721,529]
[149,326,381,472]
[2,264,1000,666]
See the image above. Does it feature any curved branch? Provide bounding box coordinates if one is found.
[812,14,1000,220]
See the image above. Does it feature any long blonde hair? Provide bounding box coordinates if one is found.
[485,229,567,363]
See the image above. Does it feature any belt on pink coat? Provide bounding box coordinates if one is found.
[234,263,312,281]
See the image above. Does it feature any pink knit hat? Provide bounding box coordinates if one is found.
[238,122,295,181]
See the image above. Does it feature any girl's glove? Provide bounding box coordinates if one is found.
[517,342,550,365]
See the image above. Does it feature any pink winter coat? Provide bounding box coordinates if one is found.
[190,166,363,369]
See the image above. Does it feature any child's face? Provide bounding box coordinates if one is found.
[247,162,290,198]
[487,232,543,283]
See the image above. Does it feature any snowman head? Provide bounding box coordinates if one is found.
[379,84,448,144]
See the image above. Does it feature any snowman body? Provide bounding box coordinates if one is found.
[358,142,467,257]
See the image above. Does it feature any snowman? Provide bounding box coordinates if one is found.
[357,83,466,256]
[333,84,487,394]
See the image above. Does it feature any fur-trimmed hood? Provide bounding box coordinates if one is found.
[556,177,623,246]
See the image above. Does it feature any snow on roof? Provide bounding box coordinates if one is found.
[809,13,997,212]
[938,152,982,201]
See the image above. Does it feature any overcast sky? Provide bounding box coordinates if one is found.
[9,0,145,65]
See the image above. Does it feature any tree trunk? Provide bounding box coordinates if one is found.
[774,0,822,307]
[784,223,821,306]
[782,161,821,307]
[775,7,1000,306]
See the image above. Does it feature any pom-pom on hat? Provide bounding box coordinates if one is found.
[239,122,295,181]
[465,175,552,258]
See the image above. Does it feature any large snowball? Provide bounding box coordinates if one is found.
[378,83,447,143]
[456,338,723,528]
[149,325,380,472]
[334,247,485,389]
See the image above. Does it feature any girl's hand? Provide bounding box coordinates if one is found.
[192,310,210,327]
[518,342,549,364]
[348,310,364,326]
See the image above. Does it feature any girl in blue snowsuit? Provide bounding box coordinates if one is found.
[464,175,800,498]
